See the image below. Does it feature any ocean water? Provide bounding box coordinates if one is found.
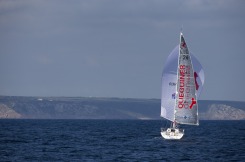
[0,120,244,161]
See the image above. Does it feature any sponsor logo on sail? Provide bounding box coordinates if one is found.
[176,115,195,120]
[189,98,196,109]
[181,41,186,48]
[172,93,176,99]
[178,65,186,108]
[178,65,197,109]
[169,82,176,86]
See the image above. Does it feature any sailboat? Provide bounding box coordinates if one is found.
[160,32,204,139]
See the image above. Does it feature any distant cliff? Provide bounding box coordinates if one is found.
[0,103,21,118]
[199,104,245,120]
[0,96,244,120]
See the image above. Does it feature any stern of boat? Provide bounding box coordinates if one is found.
[161,128,184,140]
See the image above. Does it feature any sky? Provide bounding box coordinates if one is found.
[0,0,245,101]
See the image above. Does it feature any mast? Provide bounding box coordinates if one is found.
[173,32,183,125]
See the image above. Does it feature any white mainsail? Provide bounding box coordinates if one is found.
[161,33,204,125]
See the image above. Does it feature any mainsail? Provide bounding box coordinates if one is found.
[161,33,204,125]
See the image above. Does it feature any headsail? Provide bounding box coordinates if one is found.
[175,33,198,125]
[161,33,204,125]
[161,46,179,122]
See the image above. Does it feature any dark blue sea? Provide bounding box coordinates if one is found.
[0,120,244,161]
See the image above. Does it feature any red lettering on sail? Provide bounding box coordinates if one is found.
[178,102,184,108]
[178,65,185,108]
[189,98,196,109]
[180,65,185,69]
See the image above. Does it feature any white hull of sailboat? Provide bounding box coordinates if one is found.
[161,128,184,140]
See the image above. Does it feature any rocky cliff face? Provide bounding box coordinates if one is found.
[0,96,244,120]
[199,104,245,120]
[0,104,21,118]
